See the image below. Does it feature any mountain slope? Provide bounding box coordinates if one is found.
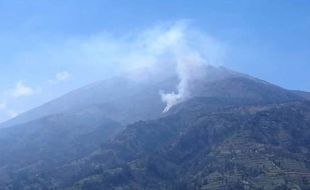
[292,90,310,101]
[63,99,310,190]
[6,98,310,190]
[0,77,174,128]
[0,111,123,188]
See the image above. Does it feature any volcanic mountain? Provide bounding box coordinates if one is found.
[0,66,309,190]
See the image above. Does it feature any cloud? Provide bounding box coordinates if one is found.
[56,71,71,81]
[49,71,71,84]
[0,81,33,122]
[11,81,34,98]
[0,101,6,110]
[0,100,19,122]
[7,110,18,118]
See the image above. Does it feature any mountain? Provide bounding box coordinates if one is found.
[0,66,304,128]
[0,66,309,190]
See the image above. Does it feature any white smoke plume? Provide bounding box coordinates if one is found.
[0,21,223,122]
[160,51,206,112]
[83,21,222,113]
[140,22,221,112]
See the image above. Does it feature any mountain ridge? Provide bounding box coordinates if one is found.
[0,66,307,129]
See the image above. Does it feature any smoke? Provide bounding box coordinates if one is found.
[104,21,223,112]
[90,21,223,112]
[160,51,206,112]
[0,21,223,121]
[11,21,222,86]
[134,21,222,112]
[76,21,222,113]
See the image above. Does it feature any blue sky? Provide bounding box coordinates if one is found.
[0,0,309,122]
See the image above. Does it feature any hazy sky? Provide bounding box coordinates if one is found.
[0,0,309,122]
